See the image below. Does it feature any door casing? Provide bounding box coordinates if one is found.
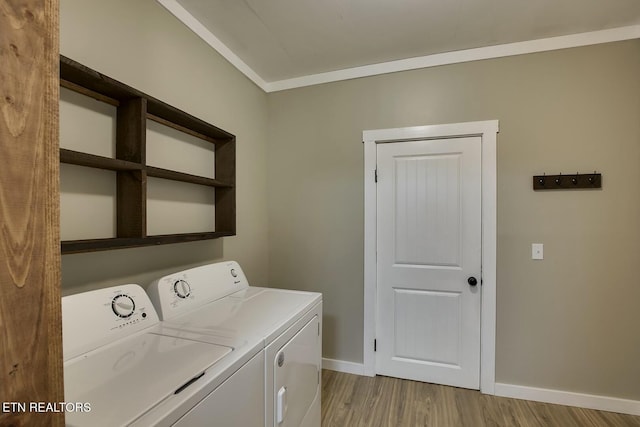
[363,120,498,394]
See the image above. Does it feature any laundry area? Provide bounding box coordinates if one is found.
[2,0,640,426]
[62,261,321,426]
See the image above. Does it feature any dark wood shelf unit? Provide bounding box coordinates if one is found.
[60,55,236,254]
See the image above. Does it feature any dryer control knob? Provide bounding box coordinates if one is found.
[112,294,135,318]
[230,269,238,278]
[174,280,191,299]
[277,352,285,367]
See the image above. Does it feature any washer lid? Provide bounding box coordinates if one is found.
[64,331,231,427]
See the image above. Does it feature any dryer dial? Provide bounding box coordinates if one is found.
[111,294,135,318]
[174,280,191,299]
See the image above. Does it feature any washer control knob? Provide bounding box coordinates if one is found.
[230,269,238,278]
[112,294,135,318]
[174,280,191,299]
[277,352,285,367]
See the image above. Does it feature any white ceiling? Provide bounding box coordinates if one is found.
[162,0,640,89]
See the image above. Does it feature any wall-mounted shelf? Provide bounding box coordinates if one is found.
[60,56,236,254]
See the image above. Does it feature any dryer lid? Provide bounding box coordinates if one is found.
[162,287,321,345]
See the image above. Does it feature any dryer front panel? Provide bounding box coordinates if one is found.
[272,315,320,427]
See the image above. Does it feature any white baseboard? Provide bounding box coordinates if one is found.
[322,358,365,376]
[495,383,640,416]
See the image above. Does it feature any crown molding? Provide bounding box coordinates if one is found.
[156,1,640,94]
[157,0,269,91]
[267,25,640,92]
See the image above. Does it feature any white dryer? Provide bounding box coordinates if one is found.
[62,284,264,426]
[148,261,322,427]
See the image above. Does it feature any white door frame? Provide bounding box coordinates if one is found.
[363,120,499,394]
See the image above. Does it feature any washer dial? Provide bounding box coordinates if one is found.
[112,294,135,318]
[174,280,191,299]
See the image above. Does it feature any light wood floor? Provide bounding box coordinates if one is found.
[321,370,640,427]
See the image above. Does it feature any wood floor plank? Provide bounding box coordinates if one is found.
[321,370,640,427]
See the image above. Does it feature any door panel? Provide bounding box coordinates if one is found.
[394,154,462,267]
[394,288,461,365]
[376,137,481,389]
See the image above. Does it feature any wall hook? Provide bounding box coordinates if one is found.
[533,171,602,190]
[537,173,546,187]
[555,173,562,186]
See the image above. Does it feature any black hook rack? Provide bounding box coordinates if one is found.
[533,172,601,190]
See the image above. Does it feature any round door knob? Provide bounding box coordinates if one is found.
[468,277,478,286]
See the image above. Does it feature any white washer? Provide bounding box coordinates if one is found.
[62,284,264,426]
[147,261,322,427]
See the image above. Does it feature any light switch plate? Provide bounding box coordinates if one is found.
[532,243,543,260]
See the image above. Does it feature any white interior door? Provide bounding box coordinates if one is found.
[376,137,482,389]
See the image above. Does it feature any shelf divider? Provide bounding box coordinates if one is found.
[215,139,236,232]
[61,232,235,254]
[146,166,233,188]
[116,98,147,238]
[60,149,141,171]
